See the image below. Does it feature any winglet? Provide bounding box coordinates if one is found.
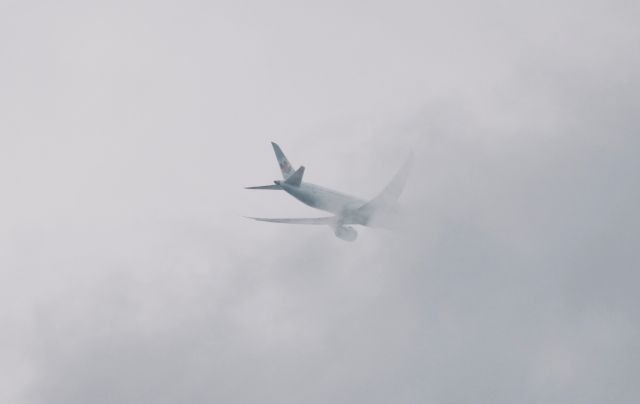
[284,165,305,186]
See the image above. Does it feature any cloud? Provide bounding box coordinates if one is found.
[0,0,638,403]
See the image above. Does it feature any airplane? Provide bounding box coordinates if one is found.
[245,142,412,241]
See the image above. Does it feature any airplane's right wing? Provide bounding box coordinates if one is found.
[357,153,413,214]
[245,216,337,225]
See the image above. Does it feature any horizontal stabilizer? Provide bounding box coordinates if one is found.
[284,166,305,186]
[245,184,281,190]
[245,216,336,225]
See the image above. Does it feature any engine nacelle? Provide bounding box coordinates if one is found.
[334,225,358,241]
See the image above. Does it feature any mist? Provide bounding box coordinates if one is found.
[1,0,639,403]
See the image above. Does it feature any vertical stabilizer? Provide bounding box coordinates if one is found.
[272,142,294,179]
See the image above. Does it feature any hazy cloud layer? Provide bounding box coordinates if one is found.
[1,1,638,403]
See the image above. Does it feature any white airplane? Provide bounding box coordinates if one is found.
[246,142,412,241]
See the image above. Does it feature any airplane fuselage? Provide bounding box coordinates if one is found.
[275,181,368,223]
[274,180,402,228]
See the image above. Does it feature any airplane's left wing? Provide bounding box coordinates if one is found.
[245,216,337,225]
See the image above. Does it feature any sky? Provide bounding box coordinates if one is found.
[1,0,639,403]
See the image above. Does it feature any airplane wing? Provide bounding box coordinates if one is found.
[357,153,413,213]
[245,216,337,225]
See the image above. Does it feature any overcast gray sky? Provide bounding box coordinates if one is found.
[1,0,639,403]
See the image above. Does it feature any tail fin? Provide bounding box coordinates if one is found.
[284,166,305,186]
[272,142,294,179]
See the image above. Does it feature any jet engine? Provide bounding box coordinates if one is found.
[334,225,358,241]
